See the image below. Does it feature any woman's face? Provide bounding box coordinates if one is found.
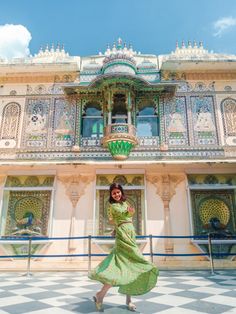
[111,188,122,202]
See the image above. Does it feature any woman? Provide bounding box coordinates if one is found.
[88,183,158,312]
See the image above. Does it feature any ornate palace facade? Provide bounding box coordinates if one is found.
[0,39,235,268]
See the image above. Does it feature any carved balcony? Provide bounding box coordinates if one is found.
[102,123,138,160]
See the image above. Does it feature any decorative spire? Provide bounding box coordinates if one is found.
[117,37,122,49]
[103,38,138,65]
[170,40,210,59]
[33,43,70,61]
[50,43,54,52]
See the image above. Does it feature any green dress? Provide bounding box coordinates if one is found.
[88,201,159,296]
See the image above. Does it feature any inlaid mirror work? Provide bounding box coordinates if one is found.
[188,174,236,259]
[96,174,145,235]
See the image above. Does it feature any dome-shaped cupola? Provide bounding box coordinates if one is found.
[102,38,137,76]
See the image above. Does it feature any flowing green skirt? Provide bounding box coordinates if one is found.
[88,223,158,296]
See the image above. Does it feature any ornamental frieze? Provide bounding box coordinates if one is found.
[0,72,77,84]
[161,71,236,81]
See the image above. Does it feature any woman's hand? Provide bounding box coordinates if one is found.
[127,206,135,215]
[111,229,116,237]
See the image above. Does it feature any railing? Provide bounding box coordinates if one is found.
[0,234,235,276]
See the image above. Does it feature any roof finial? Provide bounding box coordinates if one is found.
[117,37,122,48]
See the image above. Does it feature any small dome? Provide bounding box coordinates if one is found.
[102,38,137,75]
[137,59,156,70]
[83,59,101,71]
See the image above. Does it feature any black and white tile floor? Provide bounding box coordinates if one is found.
[0,270,235,314]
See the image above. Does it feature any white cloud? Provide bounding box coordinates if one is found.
[213,17,236,37]
[0,24,32,60]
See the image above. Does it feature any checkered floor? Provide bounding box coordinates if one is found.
[0,270,235,314]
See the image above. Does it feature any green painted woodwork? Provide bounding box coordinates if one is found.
[107,140,134,160]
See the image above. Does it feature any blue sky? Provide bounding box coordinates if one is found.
[1,0,236,59]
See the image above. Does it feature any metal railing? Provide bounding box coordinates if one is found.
[0,234,235,276]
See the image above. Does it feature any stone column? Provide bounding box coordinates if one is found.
[58,174,94,252]
[146,174,185,259]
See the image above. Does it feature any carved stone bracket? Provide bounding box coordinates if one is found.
[146,174,185,204]
[58,174,94,208]
[146,174,185,259]
[58,174,94,252]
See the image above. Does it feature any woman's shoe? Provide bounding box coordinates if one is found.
[93,296,104,312]
[127,301,136,311]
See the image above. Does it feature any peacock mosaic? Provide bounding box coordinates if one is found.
[188,174,236,259]
[1,176,54,237]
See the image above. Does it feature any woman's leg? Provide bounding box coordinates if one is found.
[126,294,136,311]
[96,283,112,303]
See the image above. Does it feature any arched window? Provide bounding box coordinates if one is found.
[136,102,159,136]
[112,93,127,123]
[82,103,103,138]
[0,102,21,140]
[221,98,236,136]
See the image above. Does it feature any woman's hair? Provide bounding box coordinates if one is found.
[109,183,126,203]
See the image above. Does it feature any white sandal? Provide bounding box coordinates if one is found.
[127,301,136,311]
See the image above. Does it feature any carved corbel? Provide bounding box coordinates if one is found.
[146,174,184,201]
[58,174,94,251]
[146,174,185,257]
